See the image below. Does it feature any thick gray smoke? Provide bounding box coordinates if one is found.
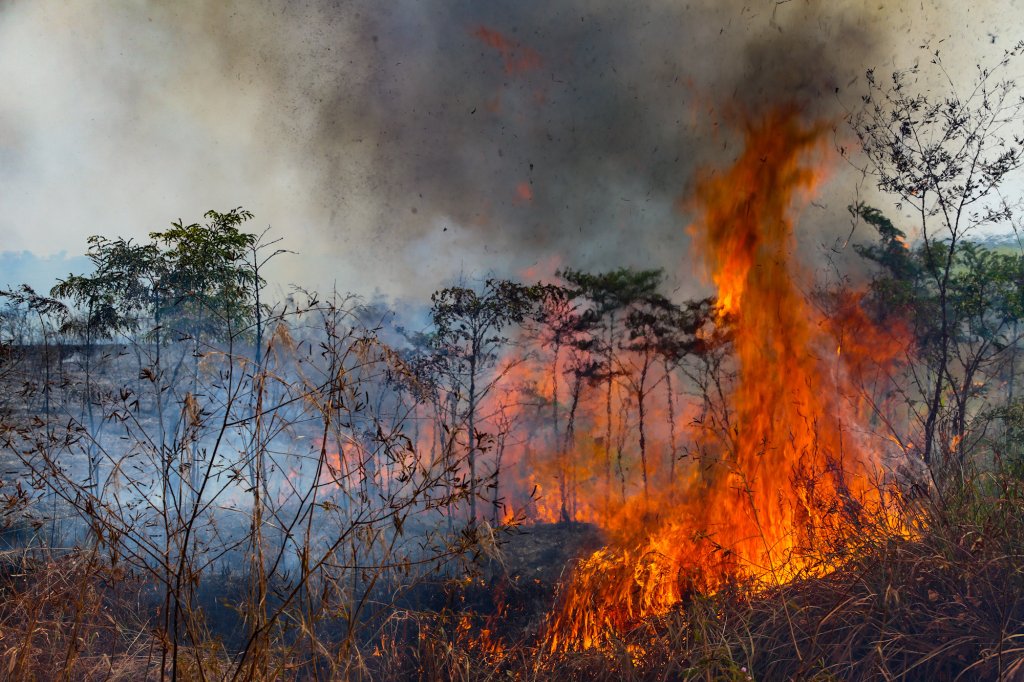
[0,1,993,296]
[326,1,879,290]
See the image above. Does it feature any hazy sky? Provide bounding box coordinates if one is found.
[0,1,1020,297]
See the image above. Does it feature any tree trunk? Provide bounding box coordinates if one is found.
[1010,319,1018,404]
[468,344,478,523]
[551,344,570,523]
[637,356,649,501]
[492,432,505,525]
[564,371,583,521]
[604,317,614,513]
[665,359,678,486]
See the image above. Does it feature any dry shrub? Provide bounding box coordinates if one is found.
[0,549,158,681]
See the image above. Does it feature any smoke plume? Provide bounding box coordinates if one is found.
[0,1,979,295]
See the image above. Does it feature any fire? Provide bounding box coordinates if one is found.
[543,105,904,651]
[472,26,542,76]
[514,181,534,204]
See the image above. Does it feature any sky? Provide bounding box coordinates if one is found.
[0,0,1021,299]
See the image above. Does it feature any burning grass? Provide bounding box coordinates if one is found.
[3,478,1023,681]
[538,105,911,654]
[405,470,1024,681]
[365,104,995,680]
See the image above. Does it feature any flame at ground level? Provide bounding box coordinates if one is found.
[544,106,907,651]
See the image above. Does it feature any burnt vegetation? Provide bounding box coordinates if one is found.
[5,48,1024,682]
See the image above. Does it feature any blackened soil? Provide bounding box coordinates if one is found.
[457,522,606,642]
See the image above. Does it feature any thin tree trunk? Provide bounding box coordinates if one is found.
[1010,320,1018,404]
[468,345,478,523]
[245,369,269,679]
[605,317,614,514]
[551,344,570,523]
[665,359,678,486]
[492,432,505,526]
[637,357,649,501]
[564,371,583,521]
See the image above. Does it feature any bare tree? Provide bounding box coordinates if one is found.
[849,42,1024,476]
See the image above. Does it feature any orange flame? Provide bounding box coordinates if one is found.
[543,105,905,651]
[515,181,534,204]
[473,26,543,76]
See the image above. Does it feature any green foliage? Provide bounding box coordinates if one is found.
[430,278,550,356]
[560,267,665,323]
[981,400,1024,479]
[948,242,1024,346]
[49,207,261,346]
[855,203,1024,358]
[854,201,1024,475]
[50,236,162,340]
[558,267,666,382]
[624,295,714,362]
[150,207,260,340]
[850,203,920,283]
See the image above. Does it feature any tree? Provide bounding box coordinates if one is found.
[47,209,265,508]
[559,267,663,509]
[51,235,161,340]
[849,42,1024,473]
[51,237,164,493]
[150,208,259,368]
[430,278,547,522]
[528,284,581,521]
[0,285,68,543]
[624,295,714,492]
[854,204,1024,478]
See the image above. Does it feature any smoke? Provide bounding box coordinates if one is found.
[0,0,986,297]
[291,0,885,292]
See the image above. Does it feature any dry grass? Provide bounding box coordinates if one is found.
[399,470,1024,681]
[0,549,161,681]
[4,471,1024,681]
